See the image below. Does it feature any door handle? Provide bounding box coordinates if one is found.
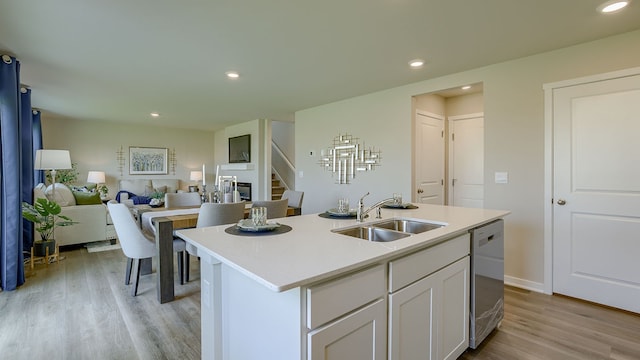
[417,189,424,194]
[557,199,567,205]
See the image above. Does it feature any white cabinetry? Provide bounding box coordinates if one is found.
[308,299,386,360]
[306,265,387,360]
[388,234,470,360]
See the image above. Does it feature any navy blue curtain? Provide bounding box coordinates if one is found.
[21,88,35,252]
[0,54,26,290]
[32,110,44,186]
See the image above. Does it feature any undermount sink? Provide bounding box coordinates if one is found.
[371,218,444,234]
[332,226,411,242]
[332,218,445,242]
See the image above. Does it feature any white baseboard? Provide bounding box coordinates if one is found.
[504,275,545,293]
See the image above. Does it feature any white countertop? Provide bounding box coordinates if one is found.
[175,204,509,292]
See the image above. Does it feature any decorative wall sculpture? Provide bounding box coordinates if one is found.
[116,145,125,176]
[318,133,381,184]
[169,148,177,175]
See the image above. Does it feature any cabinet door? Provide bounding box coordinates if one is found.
[308,299,386,360]
[389,273,438,360]
[389,256,470,360]
[439,257,470,360]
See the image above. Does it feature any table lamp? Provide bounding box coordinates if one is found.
[190,171,203,192]
[87,171,107,198]
[34,149,72,201]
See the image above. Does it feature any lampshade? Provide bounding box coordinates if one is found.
[87,171,106,184]
[34,149,72,170]
[190,171,203,181]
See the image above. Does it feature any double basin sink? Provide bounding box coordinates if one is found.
[332,218,446,242]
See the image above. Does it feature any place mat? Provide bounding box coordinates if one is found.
[225,224,292,236]
[382,204,419,209]
[318,212,356,219]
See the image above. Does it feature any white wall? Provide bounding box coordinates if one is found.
[295,29,640,290]
[214,119,271,201]
[41,117,215,196]
[272,120,295,165]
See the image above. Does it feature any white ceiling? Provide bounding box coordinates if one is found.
[1,0,639,131]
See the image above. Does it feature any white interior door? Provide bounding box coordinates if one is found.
[415,110,444,204]
[552,72,640,313]
[448,113,484,208]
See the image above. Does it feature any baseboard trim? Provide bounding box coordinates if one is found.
[504,275,545,293]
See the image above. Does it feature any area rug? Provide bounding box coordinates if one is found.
[86,240,121,253]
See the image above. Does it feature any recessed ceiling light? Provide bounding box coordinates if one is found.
[461,85,472,90]
[150,112,160,117]
[408,59,425,68]
[225,71,240,79]
[597,0,630,13]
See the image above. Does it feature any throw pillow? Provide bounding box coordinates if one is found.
[45,183,76,206]
[144,184,155,197]
[154,185,167,194]
[72,190,102,205]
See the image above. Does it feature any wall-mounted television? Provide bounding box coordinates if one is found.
[229,134,251,163]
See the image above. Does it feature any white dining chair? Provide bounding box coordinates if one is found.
[108,202,190,296]
[196,202,246,228]
[164,192,201,208]
[251,198,288,219]
[281,190,304,215]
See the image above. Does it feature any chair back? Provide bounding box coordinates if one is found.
[164,192,201,208]
[107,202,156,260]
[251,198,288,219]
[196,202,246,228]
[281,190,304,208]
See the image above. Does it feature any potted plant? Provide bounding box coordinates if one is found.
[96,184,109,199]
[149,191,165,207]
[22,198,76,256]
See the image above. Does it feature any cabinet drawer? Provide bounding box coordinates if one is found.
[307,264,385,329]
[389,233,469,293]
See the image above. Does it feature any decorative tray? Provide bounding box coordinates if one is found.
[382,203,419,209]
[326,208,357,217]
[237,219,281,232]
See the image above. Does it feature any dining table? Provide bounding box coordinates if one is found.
[137,203,299,303]
[139,206,201,304]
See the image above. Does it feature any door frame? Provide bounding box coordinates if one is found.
[542,66,640,295]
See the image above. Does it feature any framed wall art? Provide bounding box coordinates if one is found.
[129,146,168,175]
[228,134,251,163]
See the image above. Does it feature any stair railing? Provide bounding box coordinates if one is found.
[271,140,295,191]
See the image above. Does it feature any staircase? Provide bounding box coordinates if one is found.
[271,174,284,200]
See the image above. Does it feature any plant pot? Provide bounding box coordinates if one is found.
[33,240,56,257]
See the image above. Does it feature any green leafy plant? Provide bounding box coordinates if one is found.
[45,162,79,186]
[97,184,109,197]
[22,198,76,241]
[150,191,165,200]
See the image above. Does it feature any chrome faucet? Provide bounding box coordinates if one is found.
[357,192,394,222]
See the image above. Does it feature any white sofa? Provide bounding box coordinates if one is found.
[33,183,115,247]
[117,179,182,206]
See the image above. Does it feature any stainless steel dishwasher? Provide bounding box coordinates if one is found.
[469,219,504,349]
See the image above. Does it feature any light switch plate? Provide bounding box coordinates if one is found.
[495,172,508,184]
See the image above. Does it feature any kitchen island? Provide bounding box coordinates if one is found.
[176,203,509,360]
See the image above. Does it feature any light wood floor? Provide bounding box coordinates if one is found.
[1,247,639,360]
